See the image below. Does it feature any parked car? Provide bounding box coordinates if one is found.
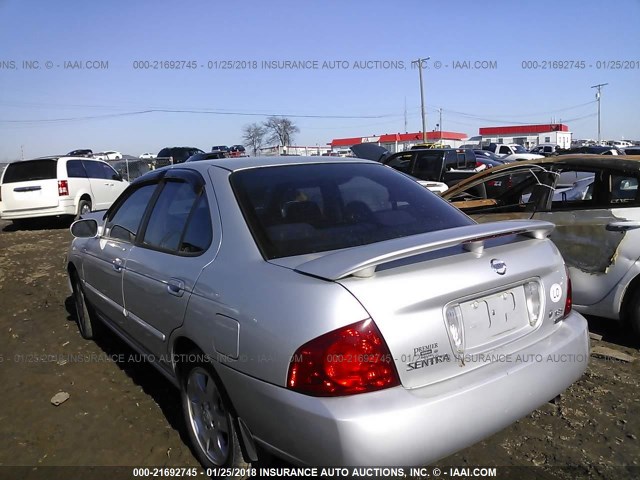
[211,145,230,155]
[93,150,122,161]
[157,147,205,164]
[229,145,247,157]
[529,144,561,157]
[442,154,640,336]
[557,146,624,156]
[0,156,128,224]
[608,140,633,148]
[185,151,228,162]
[139,153,157,159]
[474,149,509,163]
[67,155,588,470]
[483,143,544,161]
[410,142,451,149]
[623,147,640,155]
[67,149,93,158]
[351,144,484,187]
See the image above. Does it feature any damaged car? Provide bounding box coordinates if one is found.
[442,154,640,336]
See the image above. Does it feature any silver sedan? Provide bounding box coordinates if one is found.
[67,156,589,470]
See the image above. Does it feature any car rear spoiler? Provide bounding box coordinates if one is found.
[294,220,554,281]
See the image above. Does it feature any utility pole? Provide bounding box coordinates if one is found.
[411,57,430,142]
[20,145,24,161]
[404,97,407,132]
[591,83,608,144]
[439,108,443,140]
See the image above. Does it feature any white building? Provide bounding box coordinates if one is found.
[479,124,572,149]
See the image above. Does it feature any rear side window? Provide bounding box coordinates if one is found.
[178,195,213,254]
[142,181,201,252]
[2,159,58,183]
[66,160,87,178]
[231,163,473,259]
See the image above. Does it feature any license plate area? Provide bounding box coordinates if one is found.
[459,285,529,350]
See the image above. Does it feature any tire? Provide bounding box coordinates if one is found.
[71,273,99,340]
[76,199,92,220]
[180,354,249,475]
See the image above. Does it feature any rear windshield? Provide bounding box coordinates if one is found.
[2,159,58,184]
[231,163,473,259]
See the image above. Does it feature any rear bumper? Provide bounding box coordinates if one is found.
[220,311,589,466]
[0,200,76,219]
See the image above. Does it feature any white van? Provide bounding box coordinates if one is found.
[0,156,129,224]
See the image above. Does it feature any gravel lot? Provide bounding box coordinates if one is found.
[0,218,638,480]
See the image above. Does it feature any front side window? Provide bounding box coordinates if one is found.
[83,160,110,179]
[231,163,472,259]
[106,183,157,242]
[101,162,120,180]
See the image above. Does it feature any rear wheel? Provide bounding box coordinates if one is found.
[76,199,92,220]
[180,355,249,476]
[71,273,99,339]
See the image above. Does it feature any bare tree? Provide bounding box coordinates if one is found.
[263,116,299,148]
[242,123,267,156]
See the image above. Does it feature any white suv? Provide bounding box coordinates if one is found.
[0,156,129,224]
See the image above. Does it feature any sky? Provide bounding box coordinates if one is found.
[0,0,639,161]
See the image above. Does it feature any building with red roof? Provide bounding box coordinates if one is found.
[330,131,468,153]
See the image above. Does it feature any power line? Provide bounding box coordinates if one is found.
[0,108,405,125]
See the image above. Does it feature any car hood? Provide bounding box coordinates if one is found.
[350,143,390,163]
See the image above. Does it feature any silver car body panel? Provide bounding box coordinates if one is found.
[214,311,588,466]
[66,156,589,466]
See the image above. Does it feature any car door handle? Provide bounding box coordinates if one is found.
[167,278,185,297]
[112,258,123,272]
[606,221,640,232]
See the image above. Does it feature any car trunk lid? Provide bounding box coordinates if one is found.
[275,220,569,389]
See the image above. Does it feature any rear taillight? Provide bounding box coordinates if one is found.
[563,267,572,318]
[58,180,69,196]
[287,319,400,397]
[445,305,465,354]
[524,281,542,326]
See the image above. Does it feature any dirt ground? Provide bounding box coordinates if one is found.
[0,219,638,480]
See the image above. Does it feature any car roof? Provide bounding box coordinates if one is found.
[153,155,376,173]
[443,154,640,197]
[19,156,111,162]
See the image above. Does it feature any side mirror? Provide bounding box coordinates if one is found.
[112,173,123,181]
[70,219,98,238]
